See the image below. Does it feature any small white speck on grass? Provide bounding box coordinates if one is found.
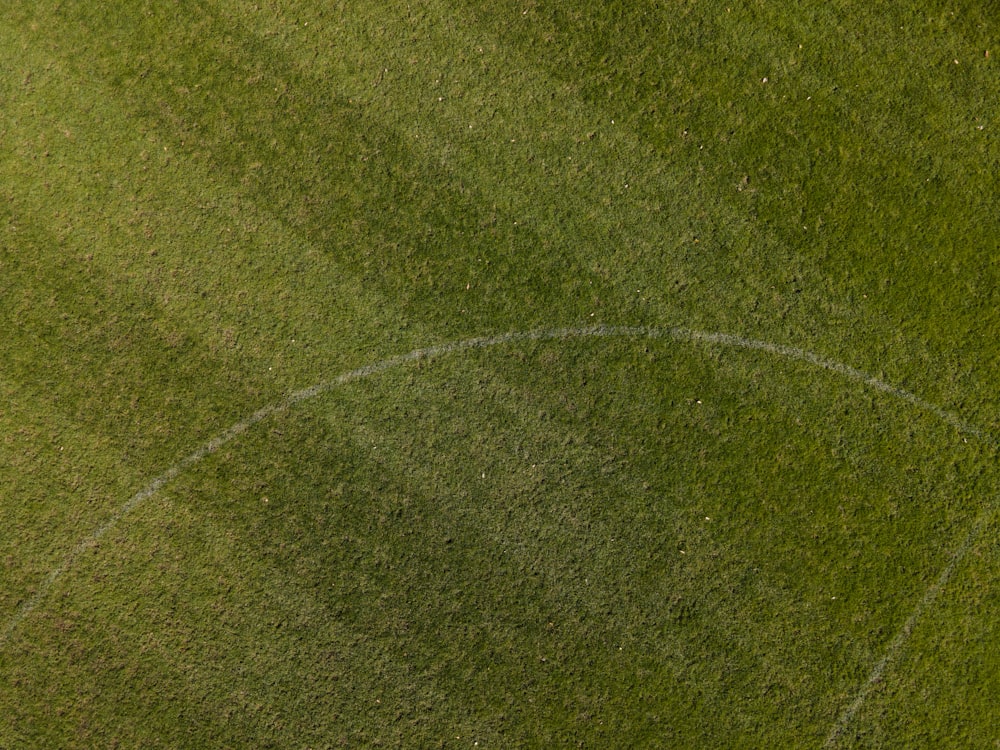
[762,77,768,83]
[705,516,711,521]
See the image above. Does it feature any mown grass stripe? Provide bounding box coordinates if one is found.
[2,324,988,747]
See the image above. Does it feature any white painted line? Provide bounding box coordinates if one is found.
[0,324,989,743]
[823,509,989,748]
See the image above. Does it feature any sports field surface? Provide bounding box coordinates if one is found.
[1,1,997,746]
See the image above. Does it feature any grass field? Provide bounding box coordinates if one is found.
[1,0,998,746]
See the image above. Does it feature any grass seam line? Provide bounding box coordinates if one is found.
[0,324,987,741]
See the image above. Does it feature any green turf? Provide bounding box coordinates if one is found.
[1,0,998,746]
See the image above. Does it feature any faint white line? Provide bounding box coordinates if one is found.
[1,324,988,733]
[822,509,989,748]
[663,327,981,438]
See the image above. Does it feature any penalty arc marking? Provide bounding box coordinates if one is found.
[0,324,991,745]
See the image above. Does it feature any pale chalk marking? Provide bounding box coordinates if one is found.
[0,325,989,743]
[823,508,991,747]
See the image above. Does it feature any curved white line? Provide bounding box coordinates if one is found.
[0,324,989,746]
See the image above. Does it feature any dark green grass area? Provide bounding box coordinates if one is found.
[1,0,998,746]
[2,341,992,746]
[859,509,1000,748]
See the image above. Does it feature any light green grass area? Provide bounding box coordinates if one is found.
[1,1,998,746]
